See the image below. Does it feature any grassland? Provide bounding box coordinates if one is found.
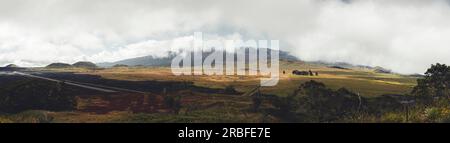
[1,61,419,123]
[75,60,417,97]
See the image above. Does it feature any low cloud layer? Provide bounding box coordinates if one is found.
[0,0,449,74]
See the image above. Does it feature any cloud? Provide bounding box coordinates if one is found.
[290,0,450,74]
[0,0,221,66]
[89,36,195,63]
[0,0,450,74]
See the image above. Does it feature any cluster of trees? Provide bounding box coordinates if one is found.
[292,70,318,76]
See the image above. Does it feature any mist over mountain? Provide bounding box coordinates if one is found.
[98,54,176,67]
[96,48,397,74]
[98,48,299,67]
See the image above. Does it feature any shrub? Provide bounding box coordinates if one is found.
[224,85,238,94]
[269,80,361,122]
[381,113,404,123]
[0,79,76,113]
[0,117,13,123]
[251,95,262,112]
[9,110,53,123]
[423,107,450,123]
[164,96,182,114]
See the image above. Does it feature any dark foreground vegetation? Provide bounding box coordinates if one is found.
[0,75,77,113]
[258,63,450,122]
[0,63,449,123]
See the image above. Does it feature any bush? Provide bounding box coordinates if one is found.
[224,85,238,94]
[0,117,13,123]
[381,113,404,123]
[423,107,450,123]
[297,81,361,122]
[251,95,262,112]
[269,80,362,122]
[271,96,303,122]
[0,79,76,113]
[9,110,53,123]
[164,96,182,114]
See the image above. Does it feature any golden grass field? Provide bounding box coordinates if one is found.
[72,60,417,97]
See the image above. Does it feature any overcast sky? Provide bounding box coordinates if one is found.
[1,0,450,74]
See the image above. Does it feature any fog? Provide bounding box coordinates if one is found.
[0,0,449,74]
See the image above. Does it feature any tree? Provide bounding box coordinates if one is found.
[412,63,450,100]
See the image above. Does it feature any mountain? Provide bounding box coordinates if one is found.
[307,61,394,73]
[308,61,359,69]
[73,61,97,68]
[46,63,73,68]
[98,54,176,67]
[0,64,25,71]
[5,64,18,68]
[97,48,299,67]
[373,66,392,74]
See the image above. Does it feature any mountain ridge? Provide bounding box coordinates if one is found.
[97,48,299,67]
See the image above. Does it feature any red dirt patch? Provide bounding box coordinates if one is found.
[76,93,169,114]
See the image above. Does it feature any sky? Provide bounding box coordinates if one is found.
[0,0,450,74]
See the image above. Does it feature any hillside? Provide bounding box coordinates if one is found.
[73,61,97,68]
[0,64,25,71]
[46,63,73,68]
[97,48,299,67]
[5,64,18,68]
